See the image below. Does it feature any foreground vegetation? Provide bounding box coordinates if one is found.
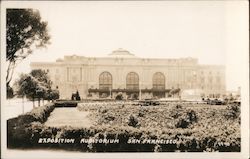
[77,102,240,152]
[7,102,240,152]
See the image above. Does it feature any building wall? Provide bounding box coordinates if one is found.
[30,55,226,99]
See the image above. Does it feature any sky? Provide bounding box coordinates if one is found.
[1,1,249,91]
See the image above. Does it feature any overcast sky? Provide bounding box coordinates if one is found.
[2,1,249,91]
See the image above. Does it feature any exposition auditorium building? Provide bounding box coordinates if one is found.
[30,48,226,100]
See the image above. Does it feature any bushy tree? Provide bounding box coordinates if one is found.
[6,9,50,97]
[115,92,123,100]
[15,69,58,107]
[127,114,140,128]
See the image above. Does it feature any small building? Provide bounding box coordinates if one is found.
[30,48,226,99]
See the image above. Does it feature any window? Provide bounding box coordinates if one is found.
[126,72,139,90]
[152,72,165,90]
[99,72,112,90]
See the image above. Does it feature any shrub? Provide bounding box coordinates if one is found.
[8,103,54,125]
[176,104,182,109]
[186,110,198,123]
[9,103,55,125]
[25,103,55,123]
[7,103,55,148]
[131,93,138,100]
[100,93,108,98]
[224,104,240,119]
[127,114,140,128]
[170,104,184,119]
[115,94,123,100]
[54,101,77,107]
[175,110,198,128]
[99,108,108,114]
[104,115,115,121]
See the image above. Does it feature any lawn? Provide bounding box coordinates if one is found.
[45,108,92,128]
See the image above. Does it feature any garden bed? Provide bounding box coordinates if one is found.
[7,101,240,152]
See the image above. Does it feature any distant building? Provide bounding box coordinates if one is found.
[30,48,226,99]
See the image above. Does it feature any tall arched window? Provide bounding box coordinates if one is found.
[126,72,139,90]
[152,72,165,90]
[99,72,112,90]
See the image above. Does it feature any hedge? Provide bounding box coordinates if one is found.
[7,103,55,148]
[54,101,78,107]
[8,122,240,152]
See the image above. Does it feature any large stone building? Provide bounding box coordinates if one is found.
[30,48,226,99]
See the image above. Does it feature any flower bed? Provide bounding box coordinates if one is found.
[7,102,240,152]
[77,102,240,152]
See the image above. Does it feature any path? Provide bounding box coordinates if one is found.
[44,108,92,128]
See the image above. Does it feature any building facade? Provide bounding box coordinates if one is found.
[30,49,226,99]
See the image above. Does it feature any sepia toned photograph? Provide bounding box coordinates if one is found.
[1,1,249,159]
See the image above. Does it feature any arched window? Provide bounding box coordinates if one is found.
[99,72,112,90]
[152,72,165,90]
[126,72,139,90]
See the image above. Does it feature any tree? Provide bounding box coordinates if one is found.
[15,73,39,107]
[7,85,14,99]
[6,9,50,94]
[115,92,123,100]
[15,69,57,107]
